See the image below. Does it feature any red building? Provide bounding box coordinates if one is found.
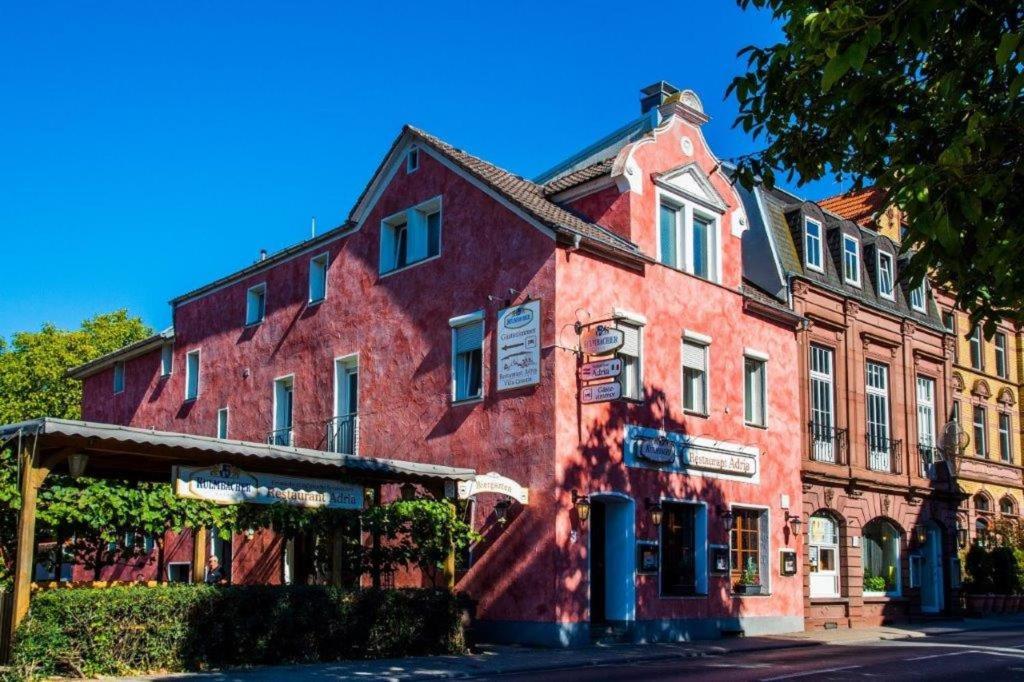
[72,83,805,645]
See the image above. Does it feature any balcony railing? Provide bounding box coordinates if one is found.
[326,413,358,455]
[867,434,903,474]
[918,443,942,479]
[809,422,848,465]
[267,427,294,447]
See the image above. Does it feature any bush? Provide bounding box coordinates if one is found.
[964,544,994,594]
[991,546,1022,595]
[8,585,466,679]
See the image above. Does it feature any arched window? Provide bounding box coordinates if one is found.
[975,517,990,547]
[808,514,840,598]
[863,519,901,596]
[1000,496,1017,516]
[975,493,991,513]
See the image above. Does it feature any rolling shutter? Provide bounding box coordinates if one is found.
[683,341,706,370]
[454,321,484,353]
[618,323,641,358]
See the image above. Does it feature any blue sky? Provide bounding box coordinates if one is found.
[0,1,845,340]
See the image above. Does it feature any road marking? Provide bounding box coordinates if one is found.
[760,665,862,681]
[906,651,971,661]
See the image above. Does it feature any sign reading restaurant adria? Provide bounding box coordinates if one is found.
[623,424,760,482]
[497,300,541,391]
[580,325,624,356]
[579,357,623,382]
[173,464,363,510]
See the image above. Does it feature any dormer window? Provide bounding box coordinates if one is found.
[910,280,927,312]
[380,197,442,275]
[804,218,824,272]
[842,235,860,286]
[877,251,895,300]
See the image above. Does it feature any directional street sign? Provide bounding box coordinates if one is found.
[580,381,621,404]
[579,357,622,382]
[497,300,541,391]
[580,324,624,356]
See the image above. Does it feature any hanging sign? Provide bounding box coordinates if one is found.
[457,471,530,504]
[173,464,363,510]
[580,324,624,356]
[579,357,622,382]
[497,300,542,391]
[581,381,621,404]
[635,436,678,464]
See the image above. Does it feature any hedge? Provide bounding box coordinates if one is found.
[7,585,466,679]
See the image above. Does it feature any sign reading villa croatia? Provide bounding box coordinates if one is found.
[497,300,541,391]
[173,464,364,510]
[624,424,760,482]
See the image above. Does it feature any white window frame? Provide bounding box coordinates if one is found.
[842,234,860,286]
[166,561,193,584]
[999,412,1012,463]
[974,405,988,457]
[655,190,722,284]
[272,374,295,446]
[332,353,360,455]
[917,376,937,476]
[245,283,267,326]
[450,311,485,404]
[728,504,771,596]
[682,332,711,416]
[810,345,836,462]
[994,332,1007,378]
[804,218,824,272]
[216,407,229,439]
[185,349,200,401]
[407,146,419,173]
[877,251,895,300]
[379,196,443,276]
[308,252,329,304]
[616,319,644,401]
[969,326,984,370]
[910,280,927,312]
[113,361,125,394]
[866,361,891,471]
[743,350,768,428]
[160,343,173,377]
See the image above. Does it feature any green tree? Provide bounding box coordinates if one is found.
[729,1,1024,327]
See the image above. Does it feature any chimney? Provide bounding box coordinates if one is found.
[640,81,680,114]
[259,249,268,262]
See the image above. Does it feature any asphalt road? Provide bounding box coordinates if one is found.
[484,626,1024,681]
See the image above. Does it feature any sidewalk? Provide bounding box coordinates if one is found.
[129,614,1024,682]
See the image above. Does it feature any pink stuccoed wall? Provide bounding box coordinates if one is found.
[81,110,804,640]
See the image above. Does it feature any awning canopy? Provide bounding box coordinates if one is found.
[0,418,475,486]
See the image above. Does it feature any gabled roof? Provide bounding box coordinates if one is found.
[819,188,886,227]
[543,158,615,196]
[68,327,175,379]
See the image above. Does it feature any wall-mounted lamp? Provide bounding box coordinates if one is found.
[717,506,734,532]
[494,499,512,524]
[645,498,663,527]
[400,483,417,501]
[785,511,803,530]
[572,490,591,523]
[68,453,89,479]
[914,524,928,546]
[956,520,968,549]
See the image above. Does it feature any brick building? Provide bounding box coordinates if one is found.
[739,184,961,628]
[70,84,807,645]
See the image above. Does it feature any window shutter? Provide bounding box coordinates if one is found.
[683,341,706,370]
[454,322,484,353]
[618,324,641,358]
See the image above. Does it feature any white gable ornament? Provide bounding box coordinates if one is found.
[655,163,727,213]
[457,471,530,504]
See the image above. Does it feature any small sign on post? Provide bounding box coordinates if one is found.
[497,300,541,391]
[579,357,622,382]
[581,382,621,404]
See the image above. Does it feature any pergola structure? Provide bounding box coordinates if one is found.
[0,418,475,649]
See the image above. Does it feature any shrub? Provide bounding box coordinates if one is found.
[991,546,1023,595]
[964,544,994,594]
[8,585,466,679]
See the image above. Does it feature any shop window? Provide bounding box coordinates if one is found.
[862,519,901,596]
[661,502,707,596]
[730,507,768,595]
[808,514,840,598]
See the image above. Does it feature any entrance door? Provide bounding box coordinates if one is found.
[589,495,636,625]
[920,522,944,613]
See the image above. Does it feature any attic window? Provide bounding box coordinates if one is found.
[407,147,419,173]
[877,252,895,300]
[842,235,860,286]
[380,197,442,275]
[804,218,824,272]
[910,281,927,312]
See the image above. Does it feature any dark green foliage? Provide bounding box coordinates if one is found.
[8,585,466,678]
[990,546,1022,595]
[964,544,994,594]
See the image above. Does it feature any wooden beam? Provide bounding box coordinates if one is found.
[192,527,207,584]
[10,447,65,635]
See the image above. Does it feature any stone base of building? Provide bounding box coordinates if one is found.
[471,616,804,648]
